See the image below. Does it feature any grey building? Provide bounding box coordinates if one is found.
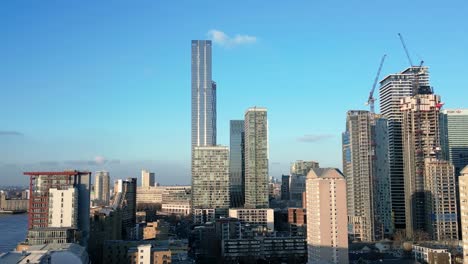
[94,171,110,206]
[342,110,375,242]
[191,40,216,148]
[192,146,230,210]
[440,109,468,176]
[379,66,429,230]
[290,160,319,176]
[244,107,269,209]
[113,178,137,240]
[230,120,245,208]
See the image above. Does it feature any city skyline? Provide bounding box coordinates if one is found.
[2,1,468,186]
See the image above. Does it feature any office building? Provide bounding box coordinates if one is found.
[160,185,191,215]
[192,146,230,210]
[244,107,269,209]
[94,171,110,206]
[379,66,429,229]
[23,170,91,246]
[459,166,468,263]
[0,192,28,213]
[191,40,216,148]
[281,175,290,200]
[440,109,468,176]
[306,168,348,264]
[89,206,123,264]
[290,160,319,176]
[374,116,394,236]
[230,120,245,208]
[413,244,452,264]
[137,186,164,204]
[228,208,274,232]
[342,110,375,241]
[289,174,306,205]
[424,159,458,240]
[141,170,155,187]
[113,178,137,240]
[401,91,442,237]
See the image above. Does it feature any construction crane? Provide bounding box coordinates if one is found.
[366,54,386,114]
[398,33,414,67]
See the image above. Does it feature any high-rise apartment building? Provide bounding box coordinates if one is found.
[306,168,348,264]
[342,110,375,241]
[424,159,458,240]
[244,107,269,209]
[440,109,468,176]
[23,171,91,246]
[141,170,155,187]
[113,178,137,240]
[192,146,230,210]
[191,40,216,148]
[94,171,110,205]
[230,120,245,208]
[290,160,319,176]
[379,66,429,230]
[459,166,468,263]
[401,90,442,238]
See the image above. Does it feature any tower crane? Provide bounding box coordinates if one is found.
[398,33,414,67]
[366,54,386,114]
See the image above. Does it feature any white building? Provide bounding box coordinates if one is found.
[141,170,155,187]
[94,171,110,205]
[228,208,274,232]
[459,166,468,263]
[306,168,348,264]
[48,187,78,228]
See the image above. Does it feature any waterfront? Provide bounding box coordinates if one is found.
[0,213,28,253]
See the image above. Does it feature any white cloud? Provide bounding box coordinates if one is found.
[207,29,257,47]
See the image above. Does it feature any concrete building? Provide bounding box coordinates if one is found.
[290,160,319,176]
[0,192,28,213]
[440,109,468,176]
[281,175,290,200]
[137,186,164,204]
[141,170,155,187]
[413,244,452,264]
[459,166,468,263]
[288,208,306,226]
[94,171,110,206]
[128,244,171,264]
[228,208,274,232]
[342,110,375,242]
[143,220,169,240]
[244,107,269,209]
[23,171,91,247]
[88,206,122,264]
[191,40,216,148]
[113,178,137,240]
[379,66,429,230]
[401,91,443,238]
[230,120,245,208]
[192,146,230,212]
[306,168,348,264]
[424,159,458,241]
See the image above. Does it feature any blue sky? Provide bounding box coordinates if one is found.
[1,0,467,186]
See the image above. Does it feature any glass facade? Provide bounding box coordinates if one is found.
[230,120,244,208]
[191,40,216,148]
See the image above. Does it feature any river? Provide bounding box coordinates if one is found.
[0,213,28,253]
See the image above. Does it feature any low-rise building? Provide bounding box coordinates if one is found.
[413,244,452,264]
[143,220,169,240]
[228,208,274,232]
[0,243,89,264]
[128,244,171,264]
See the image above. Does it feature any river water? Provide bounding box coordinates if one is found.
[0,213,28,253]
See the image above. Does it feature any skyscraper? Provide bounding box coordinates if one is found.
[141,170,155,187]
[192,146,230,210]
[23,171,91,246]
[94,171,110,205]
[459,166,468,263]
[342,110,375,241]
[306,168,348,264]
[290,160,319,176]
[424,159,458,240]
[113,178,137,240]
[440,109,468,176]
[379,66,429,230]
[401,91,442,237]
[244,107,269,209]
[230,120,245,208]
[191,40,216,148]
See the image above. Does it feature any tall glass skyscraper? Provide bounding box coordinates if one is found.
[244,107,269,209]
[191,40,216,148]
[440,109,468,176]
[229,120,245,208]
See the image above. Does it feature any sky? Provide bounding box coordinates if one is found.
[1,0,467,186]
